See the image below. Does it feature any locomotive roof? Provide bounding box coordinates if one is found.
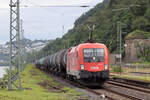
[68,43,107,53]
[78,43,106,49]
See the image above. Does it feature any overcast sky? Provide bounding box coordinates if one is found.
[0,0,103,44]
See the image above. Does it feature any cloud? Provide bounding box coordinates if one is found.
[0,9,9,13]
[0,4,9,9]
[0,0,9,8]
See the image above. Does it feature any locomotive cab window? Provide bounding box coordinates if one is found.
[83,48,104,62]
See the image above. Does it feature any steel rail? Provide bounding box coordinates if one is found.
[110,77,150,89]
[103,86,142,100]
[107,80,150,94]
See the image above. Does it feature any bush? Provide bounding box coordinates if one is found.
[137,43,150,62]
[112,66,123,73]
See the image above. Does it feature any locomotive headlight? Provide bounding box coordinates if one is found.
[105,64,108,70]
[80,64,85,70]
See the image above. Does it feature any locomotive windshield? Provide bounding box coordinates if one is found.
[83,48,104,62]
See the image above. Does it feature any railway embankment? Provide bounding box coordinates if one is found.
[0,64,88,100]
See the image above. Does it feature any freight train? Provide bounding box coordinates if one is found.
[35,42,109,85]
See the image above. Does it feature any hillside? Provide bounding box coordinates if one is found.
[38,0,150,58]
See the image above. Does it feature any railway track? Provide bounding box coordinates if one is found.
[110,77,150,88]
[88,87,143,100]
[102,87,143,100]
[130,72,150,75]
[78,84,144,100]
[107,80,150,94]
[54,76,145,100]
[41,71,113,100]
[65,77,150,100]
[104,77,150,100]
[74,85,116,100]
[39,69,150,100]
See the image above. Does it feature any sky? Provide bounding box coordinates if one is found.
[0,0,103,44]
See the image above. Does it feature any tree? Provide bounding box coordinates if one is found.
[132,17,149,31]
[145,8,150,20]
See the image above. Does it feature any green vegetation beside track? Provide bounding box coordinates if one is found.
[0,64,87,100]
[111,73,150,83]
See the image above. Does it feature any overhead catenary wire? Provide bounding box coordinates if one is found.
[21,0,89,15]
[21,5,90,8]
[21,0,64,15]
[21,0,90,7]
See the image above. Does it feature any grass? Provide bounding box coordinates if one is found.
[0,64,87,100]
[111,73,150,82]
[111,66,123,73]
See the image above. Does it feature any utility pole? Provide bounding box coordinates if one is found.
[117,21,122,74]
[120,23,122,66]
[8,0,22,90]
[118,22,122,64]
[117,21,120,57]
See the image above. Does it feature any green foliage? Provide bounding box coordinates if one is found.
[137,43,150,62]
[112,66,123,73]
[132,17,150,31]
[74,0,110,26]
[145,8,150,20]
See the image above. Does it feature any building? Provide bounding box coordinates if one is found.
[124,30,150,63]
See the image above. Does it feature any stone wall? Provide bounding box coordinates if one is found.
[124,39,150,63]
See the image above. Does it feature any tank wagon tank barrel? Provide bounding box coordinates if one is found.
[36,49,67,74]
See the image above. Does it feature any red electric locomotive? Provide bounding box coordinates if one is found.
[66,43,109,84]
[35,25,109,85]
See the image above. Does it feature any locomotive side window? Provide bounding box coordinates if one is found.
[76,51,78,59]
[83,48,104,62]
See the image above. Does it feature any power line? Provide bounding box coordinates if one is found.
[21,0,89,14]
[21,5,90,8]
[22,0,90,8]
[21,0,64,15]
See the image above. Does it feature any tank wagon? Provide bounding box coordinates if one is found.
[35,43,109,84]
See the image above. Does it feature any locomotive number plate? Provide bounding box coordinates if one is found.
[90,66,99,70]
